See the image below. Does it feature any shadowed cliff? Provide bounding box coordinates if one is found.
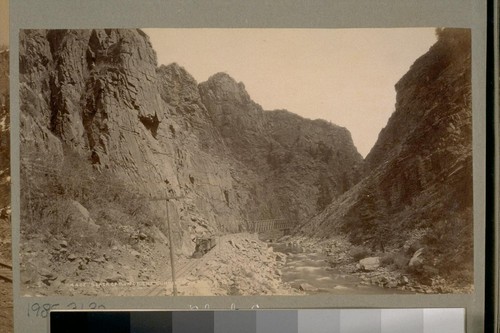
[298,29,472,291]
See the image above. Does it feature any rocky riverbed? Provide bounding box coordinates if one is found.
[20,227,472,297]
[277,235,473,294]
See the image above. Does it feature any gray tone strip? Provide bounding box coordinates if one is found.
[381,309,423,333]
[172,311,214,333]
[130,311,172,333]
[214,310,256,333]
[256,310,298,333]
[423,308,465,333]
[340,309,381,333]
[298,309,340,333]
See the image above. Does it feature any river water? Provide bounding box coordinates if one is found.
[272,243,408,295]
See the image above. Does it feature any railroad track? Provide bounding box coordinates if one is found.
[144,258,201,297]
[0,260,12,282]
[146,235,228,296]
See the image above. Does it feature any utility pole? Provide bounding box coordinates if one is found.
[165,198,177,296]
[150,195,184,296]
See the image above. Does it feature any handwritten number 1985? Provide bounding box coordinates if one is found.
[27,302,105,318]
[28,303,57,318]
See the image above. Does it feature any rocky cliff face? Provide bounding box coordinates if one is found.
[300,29,472,288]
[199,73,363,221]
[20,30,246,260]
[365,28,471,173]
[19,29,362,263]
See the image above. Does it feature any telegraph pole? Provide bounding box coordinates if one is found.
[165,197,178,296]
[150,194,184,296]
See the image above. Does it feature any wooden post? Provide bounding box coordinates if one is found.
[147,195,183,296]
[166,199,178,296]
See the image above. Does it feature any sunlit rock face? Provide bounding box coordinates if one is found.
[19,29,362,252]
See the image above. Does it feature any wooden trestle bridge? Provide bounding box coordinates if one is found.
[249,218,296,234]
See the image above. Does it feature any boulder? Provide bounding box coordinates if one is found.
[359,257,381,271]
[386,280,399,288]
[21,262,40,285]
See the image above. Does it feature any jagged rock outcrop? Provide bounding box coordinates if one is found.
[299,28,473,287]
[200,73,363,220]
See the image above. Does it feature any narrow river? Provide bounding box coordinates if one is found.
[272,243,409,295]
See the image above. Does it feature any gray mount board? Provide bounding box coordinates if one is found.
[8,1,486,333]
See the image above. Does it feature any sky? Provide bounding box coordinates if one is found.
[144,28,437,157]
[0,0,8,47]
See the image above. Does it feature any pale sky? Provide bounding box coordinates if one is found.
[144,28,437,157]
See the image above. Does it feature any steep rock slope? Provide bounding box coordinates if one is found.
[20,29,363,238]
[19,29,362,294]
[19,30,250,254]
[199,73,363,221]
[19,30,264,294]
[300,29,473,287]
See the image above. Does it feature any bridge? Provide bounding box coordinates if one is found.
[249,218,296,234]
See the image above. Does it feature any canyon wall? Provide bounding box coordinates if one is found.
[299,28,473,285]
[19,29,362,253]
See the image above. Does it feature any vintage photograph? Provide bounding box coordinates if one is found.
[19,28,472,297]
